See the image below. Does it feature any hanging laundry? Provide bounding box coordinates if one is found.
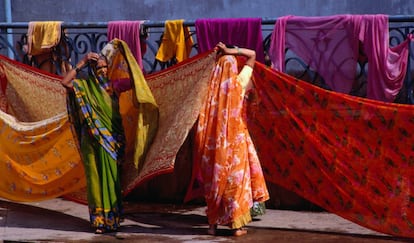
[155,19,194,63]
[195,18,265,63]
[108,20,145,69]
[27,21,62,56]
[269,14,412,102]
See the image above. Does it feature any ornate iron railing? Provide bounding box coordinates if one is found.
[1,16,414,103]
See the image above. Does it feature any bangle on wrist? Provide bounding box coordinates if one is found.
[75,65,82,73]
[236,46,240,55]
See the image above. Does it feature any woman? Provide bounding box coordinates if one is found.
[196,42,270,236]
[61,52,126,234]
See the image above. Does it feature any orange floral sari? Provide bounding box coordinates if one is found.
[195,55,269,229]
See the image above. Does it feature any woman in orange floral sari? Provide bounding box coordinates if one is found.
[196,42,269,236]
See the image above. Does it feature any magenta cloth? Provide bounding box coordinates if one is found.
[269,14,412,102]
[108,20,144,69]
[195,18,265,63]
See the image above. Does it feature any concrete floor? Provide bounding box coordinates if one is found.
[0,198,411,242]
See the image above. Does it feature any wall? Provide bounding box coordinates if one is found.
[4,0,414,22]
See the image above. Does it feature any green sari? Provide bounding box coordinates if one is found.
[67,73,125,231]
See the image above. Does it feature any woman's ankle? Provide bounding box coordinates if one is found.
[207,224,217,235]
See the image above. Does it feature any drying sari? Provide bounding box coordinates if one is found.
[195,55,269,229]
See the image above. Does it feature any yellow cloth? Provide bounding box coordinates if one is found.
[155,19,193,63]
[27,21,62,56]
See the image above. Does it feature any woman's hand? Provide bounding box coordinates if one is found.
[214,42,256,68]
[214,42,236,61]
[77,52,100,69]
[214,42,225,52]
[61,52,101,89]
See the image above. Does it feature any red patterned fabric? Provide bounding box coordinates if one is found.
[246,61,414,238]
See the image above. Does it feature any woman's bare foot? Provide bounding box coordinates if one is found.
[95,227,106,234]
[207,224,217,235]
[233,227,247,236]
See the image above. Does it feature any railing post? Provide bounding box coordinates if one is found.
[4,0,13,59]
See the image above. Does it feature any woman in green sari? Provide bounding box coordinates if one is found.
[61,52,125,234]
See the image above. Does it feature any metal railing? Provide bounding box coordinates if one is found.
[1,16,414,103]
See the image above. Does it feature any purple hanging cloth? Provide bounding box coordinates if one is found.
[195,18,265,63]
